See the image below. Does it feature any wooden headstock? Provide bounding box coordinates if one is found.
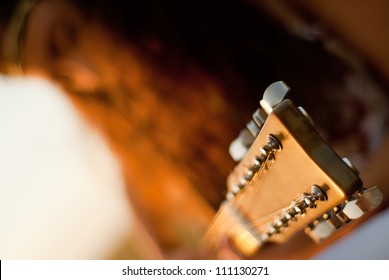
[203,81,382,257]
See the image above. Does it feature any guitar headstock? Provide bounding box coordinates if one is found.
[204,81,383,257]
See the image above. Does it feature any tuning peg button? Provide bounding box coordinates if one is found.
[252,108,267,128]
[246,120,260,137]
[260,81,290,114]
[229,128,255,162]
[343,186,383,219]
[306,220,336,243]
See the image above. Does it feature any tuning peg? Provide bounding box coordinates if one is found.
[306,186,383,243]
[305,210,344,243]
[229,82,288,161]
[260,81,290,114]
[252,108,267,128]
[229,128,255,162]
[246,120,260,137]
[342,186,383,219]
[306,220,337,243]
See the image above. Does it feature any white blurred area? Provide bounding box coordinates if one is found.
[0,75,134,259]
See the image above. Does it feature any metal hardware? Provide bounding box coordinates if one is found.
[306,186,383,243]
[343,186,383,219]
[229,108,268,162]
[260,81,290,114]
[262,185,327,241]
[229,128,256,162]
[229,81,288,162]
[226,134,282,201]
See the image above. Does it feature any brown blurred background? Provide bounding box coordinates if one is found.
[259,0,389,84]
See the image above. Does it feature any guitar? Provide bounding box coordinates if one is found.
[203,81,383,257]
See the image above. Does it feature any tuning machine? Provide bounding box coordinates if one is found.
[306,186,383,243]
[229,81,290,162]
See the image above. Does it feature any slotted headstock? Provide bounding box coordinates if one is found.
[204,81,382,257]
